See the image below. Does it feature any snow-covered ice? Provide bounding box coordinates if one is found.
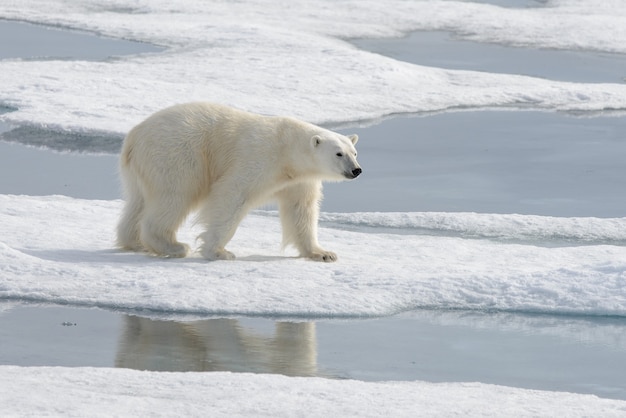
[2,0,626,133]
[2,194,626,318]
[3,366,626,418]
[2,0,626,415]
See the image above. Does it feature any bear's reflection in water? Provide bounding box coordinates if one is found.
[115,316,317,376]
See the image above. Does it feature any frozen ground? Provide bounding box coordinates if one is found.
[2,0,626,416]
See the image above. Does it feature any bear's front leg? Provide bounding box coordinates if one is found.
[197,184,249,261]
[276,181,337,262]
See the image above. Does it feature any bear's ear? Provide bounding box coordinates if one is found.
[311,135,322,148]
[348,134,359,145]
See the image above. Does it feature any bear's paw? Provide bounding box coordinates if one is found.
[158,242,190,258]
[308,250,337,263]
[202,247,236,261]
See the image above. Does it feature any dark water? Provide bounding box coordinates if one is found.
[2,18,626,402]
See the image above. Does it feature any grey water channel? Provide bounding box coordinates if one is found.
[351,30,626,84]
[2,17,626,401]
[1,303,625,400]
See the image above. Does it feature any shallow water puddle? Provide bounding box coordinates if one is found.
[1,304,625,400]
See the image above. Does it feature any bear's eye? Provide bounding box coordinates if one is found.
[336,152,343,157]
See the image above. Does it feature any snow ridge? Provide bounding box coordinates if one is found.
[317,211,626,244]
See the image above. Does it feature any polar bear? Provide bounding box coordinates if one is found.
[116,102,361,262]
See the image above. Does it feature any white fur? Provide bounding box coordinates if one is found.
[117,102,361,262]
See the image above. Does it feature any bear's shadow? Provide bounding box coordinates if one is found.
[21,248,298,264]
[237,254,299,262]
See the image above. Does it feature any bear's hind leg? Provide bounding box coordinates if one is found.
[117,194,145,251]
[197,183,251,261]
[117,174,145,252]
[139,195,191,258]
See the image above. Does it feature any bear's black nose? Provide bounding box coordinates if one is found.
[352,168,362,178]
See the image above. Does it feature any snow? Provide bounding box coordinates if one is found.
[3,0,626,415]
[1,1,626,134]
[2,366,625,418]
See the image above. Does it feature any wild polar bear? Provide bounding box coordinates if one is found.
[116,102,362,262]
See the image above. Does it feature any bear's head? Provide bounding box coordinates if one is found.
[311,132,361,182]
